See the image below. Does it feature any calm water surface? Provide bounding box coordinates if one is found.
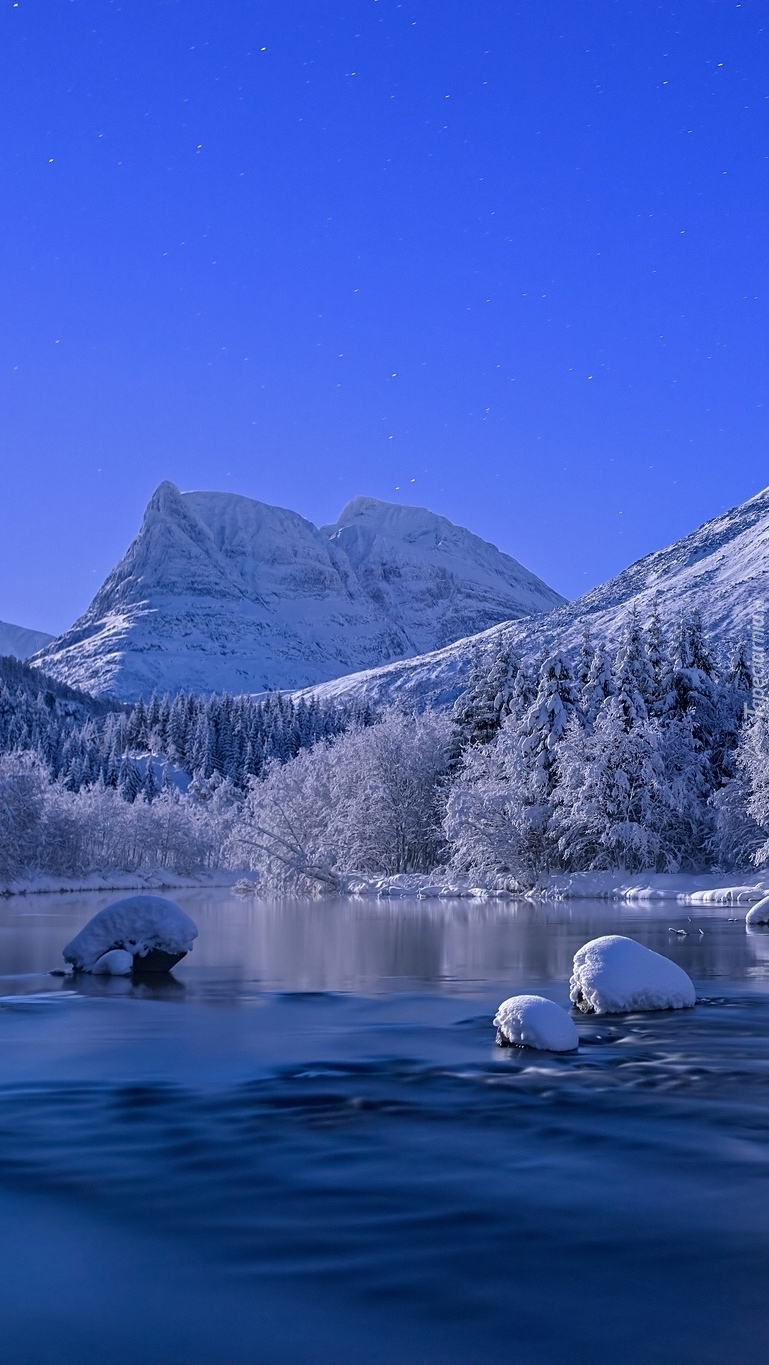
[1,890,769,1364]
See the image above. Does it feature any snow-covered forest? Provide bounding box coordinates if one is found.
[2,608,769,889]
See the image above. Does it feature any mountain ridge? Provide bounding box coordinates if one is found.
[31,481,565,699]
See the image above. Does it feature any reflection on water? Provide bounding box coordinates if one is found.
[2,890,769,1363]
[3,887,769,996]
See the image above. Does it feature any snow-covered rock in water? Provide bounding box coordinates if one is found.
[91,948,134,976]
[494,994,579,1052]
[746,895,769,925]
[30,482,564,700]
[63,895,198,972]
[569,935,696,1014]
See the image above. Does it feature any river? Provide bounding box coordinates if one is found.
[1,888,768,1363]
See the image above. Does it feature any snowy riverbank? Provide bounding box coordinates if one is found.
[232,869,769,904]
[6,866,767,907]
[0,869,244,898]
[531,871,769,903]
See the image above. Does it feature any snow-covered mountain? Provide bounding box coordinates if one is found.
[322,496,563,654]
[296,484,769,713]
[31,482,565,700]
[0,619,54,661]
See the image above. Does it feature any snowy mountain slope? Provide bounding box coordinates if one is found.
[296,485,769,713]
[0,620,54,661]
[0,653,122,718]
[323,496,563,654]
[31,482,564,700]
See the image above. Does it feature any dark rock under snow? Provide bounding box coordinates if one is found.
[63,895,198,973]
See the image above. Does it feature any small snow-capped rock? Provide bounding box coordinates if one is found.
[570,935,695,1015]
[746,895,769,925]
[92,948,134,976]
[494,994,579,1052]
[63,895,198,973]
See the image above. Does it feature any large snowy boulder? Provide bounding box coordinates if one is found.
[569,935,695,1014]
[63,895,198,973]
[746,895,769,925]
[494,994,579,1052]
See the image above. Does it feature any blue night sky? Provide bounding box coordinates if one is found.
[1,1,767,634]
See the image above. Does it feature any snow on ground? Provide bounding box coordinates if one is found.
[5,866,765,907]
[494,994,579,1052]
[569,935,696,1014]
[341,871,524,899]
[244,870,767,904]
[0,869,242,898]
[62,895,199,972]
[688,885,765,905]
[533,872,769,903]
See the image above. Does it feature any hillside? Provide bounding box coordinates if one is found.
[295,484,769,712]
[0,620,54,661]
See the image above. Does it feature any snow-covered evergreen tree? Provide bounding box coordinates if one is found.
[614,608,655,715]
[552,699,667,872]
[711,636,753,786]
[577,623,594,690]
[520,651,580,801]
[645,601,670,716]
[118,755,143,803]
[448,651,580,880]
[552,616,668,871]
[717,705,769,868]
[450,641,520,761]
[665,610,720,749]
[581,643,615,727]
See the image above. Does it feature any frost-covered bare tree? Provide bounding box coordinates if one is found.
[443,737,531,877]
[229,709,452,893]
[0,753,235,883]
[0,752,46,880]
[228,742,339,894]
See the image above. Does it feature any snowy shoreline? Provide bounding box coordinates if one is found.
[0,869,244,898]
[530,871,769,904]
[231,869,769,905]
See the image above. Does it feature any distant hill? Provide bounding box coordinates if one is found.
[0,620,54,661]
[30,481,566,700]
[0,653,122,720]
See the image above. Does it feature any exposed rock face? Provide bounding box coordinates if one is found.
[31,482,565,700]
